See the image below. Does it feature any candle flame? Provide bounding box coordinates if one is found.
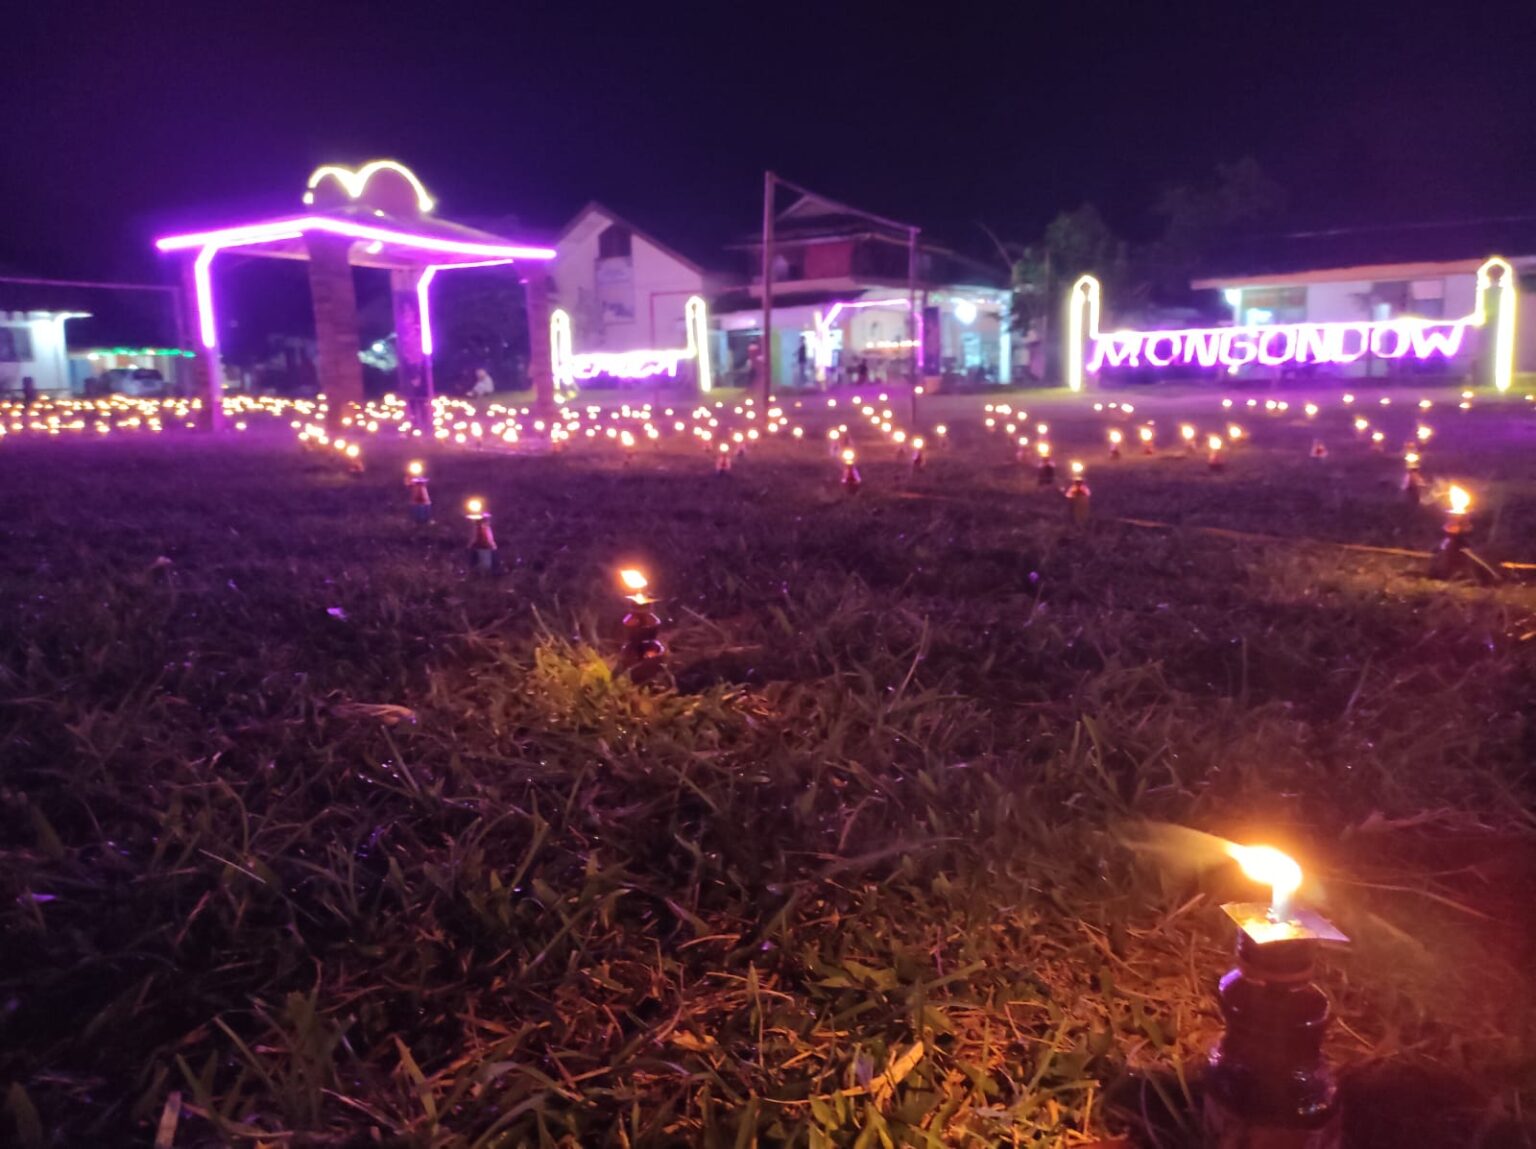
[407,460,424,477]
[465,497,484,516]
[1139,427,1154,442]
[1207,434,1223,451]
[1448,485,1471,515]
[618,568,648,592]
[1180,424,1195,440]
[1070,460,1084,476]
[1227,843,1303,919]
[841,448,857,465]
[1036,440,1051,458]
[1109,429,1123,444]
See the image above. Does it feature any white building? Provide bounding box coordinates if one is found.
[1193,254,1536,379]
[714,192,1012,390]
[551,203,728,359]
[0,310,90,394]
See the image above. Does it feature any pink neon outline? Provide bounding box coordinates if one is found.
[415,260,514,358]
[812,298,911,372]
[416,268,440,356]
[1143,333,1180,367]
[1087,317,1474,374]
[193,232,305,348]
[570,349,690,381]
[157,217,555,261]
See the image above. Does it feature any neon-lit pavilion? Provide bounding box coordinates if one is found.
[155,161,556,430]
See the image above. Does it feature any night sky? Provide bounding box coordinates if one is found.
[5,0,1535,282]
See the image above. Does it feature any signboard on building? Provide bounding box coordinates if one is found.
[595,258,635,326]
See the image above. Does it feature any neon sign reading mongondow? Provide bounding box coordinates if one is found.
[1065,256,1517,392]
[551,296,713,392]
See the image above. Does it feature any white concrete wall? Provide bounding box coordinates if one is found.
[552,210,708,354]
[0,313,72,393]
[1289,274,1485,378]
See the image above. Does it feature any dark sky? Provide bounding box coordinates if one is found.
[5,0,1535,282]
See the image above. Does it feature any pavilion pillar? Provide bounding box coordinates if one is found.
[180,254,226,432]
[389,268,430,419]
[525,271,555,414]
[306,234,365,429]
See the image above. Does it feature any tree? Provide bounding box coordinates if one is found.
[433,269,531,394]
[1145,158,1287,303]
[1011,204,1131,333]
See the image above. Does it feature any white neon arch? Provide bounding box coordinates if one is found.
[1065,257,1517,392]
[550,295,714,392]
[303,160,436,213]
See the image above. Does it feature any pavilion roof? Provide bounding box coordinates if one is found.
[155,200,555,270]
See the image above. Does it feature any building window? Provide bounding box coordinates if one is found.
[597,224,632,260]
[1241,286,1307,325]
[0,326,34,363]
[1406,279,1445,319]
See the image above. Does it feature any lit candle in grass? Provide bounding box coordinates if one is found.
[1108,428,1123,459]
[1065,460,1091,523]
[465,498,498,572]
[1226,842,1303,923]
[1139,425,1156,454]
[1035,440,1056,487]
[1211,836,1348,1142]
[1207,434,1226,472]
[616,566,665,675]
[1180,424,1196,452]
[1402,450,1426,504]
[618,566,651,603]
[405,460,431,522]
[841,447,861,494]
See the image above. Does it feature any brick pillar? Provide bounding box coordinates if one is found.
[307,234,365,429]
[524,271,555,414]
[180,253,226,431]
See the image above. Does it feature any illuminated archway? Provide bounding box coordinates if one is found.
[550,295,714,394]
[1065,257,1517,391]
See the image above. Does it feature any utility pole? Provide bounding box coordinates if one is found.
[761,170,775,405]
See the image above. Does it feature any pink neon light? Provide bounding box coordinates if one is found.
[157,217,555,261]
[571,349,690,381]
[193,232,304,348]
[415,260,514,358]
[1086,318,1471,374]
[417,268,440,357]
[823,297,911,329]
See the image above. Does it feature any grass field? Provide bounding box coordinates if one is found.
[2,390,1535,1147]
